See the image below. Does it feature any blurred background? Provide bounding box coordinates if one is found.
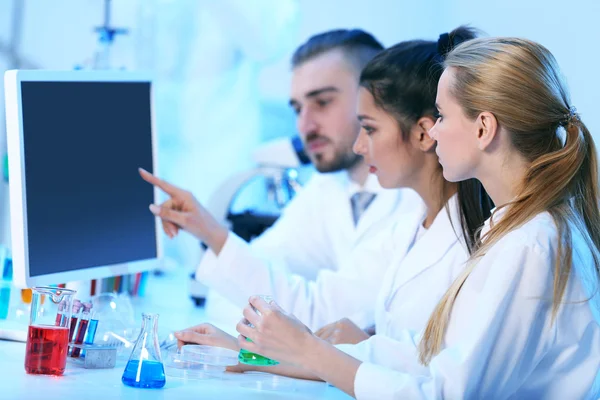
[0,0,598,270]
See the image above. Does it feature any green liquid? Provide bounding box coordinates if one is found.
[238,338,279,366]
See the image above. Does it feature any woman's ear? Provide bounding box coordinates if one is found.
[414,116,436,152]
[475,111,499,151]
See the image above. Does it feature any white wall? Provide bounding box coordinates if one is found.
[259,0,446,100]
[435,0,600,141]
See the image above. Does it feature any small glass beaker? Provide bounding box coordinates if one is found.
[25,287,76,375]
[238,295,279,366]
[122,313,166,389]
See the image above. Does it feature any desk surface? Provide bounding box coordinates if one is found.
[0,269,352,400]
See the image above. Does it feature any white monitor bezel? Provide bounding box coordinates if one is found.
[4,69,162,288]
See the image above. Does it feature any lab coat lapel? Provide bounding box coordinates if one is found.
[378,209,427,307]
[328,174,356,245]
[389,195,463,294]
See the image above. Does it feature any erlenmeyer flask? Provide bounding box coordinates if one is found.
[238,295,279,366]
[121,313,166,388]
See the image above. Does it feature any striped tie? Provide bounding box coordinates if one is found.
[350,192,376,226]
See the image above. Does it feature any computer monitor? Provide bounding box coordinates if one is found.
[4,70,162,289]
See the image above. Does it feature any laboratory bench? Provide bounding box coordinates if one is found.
[0,268,352,400]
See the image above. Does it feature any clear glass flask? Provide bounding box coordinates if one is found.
[121,313,166,388]
[238,295,279,366]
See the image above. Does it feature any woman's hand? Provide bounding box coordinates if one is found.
[235,296,318,366]
[236,297,363,397]
[315,318,370,345]
[139,168,228,253]
[174,323,239,351]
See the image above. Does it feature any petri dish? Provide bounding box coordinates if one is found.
[164,345,238,380]
[183,345,239,367]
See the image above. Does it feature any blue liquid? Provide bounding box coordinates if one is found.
[0,287,10,320]
[0,256,12,320]
[83,319,98,344]
[122,360,166,389]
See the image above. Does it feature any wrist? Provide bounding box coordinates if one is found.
[302,335,361,396]
[299,333,327,370]
[200,216,229,254]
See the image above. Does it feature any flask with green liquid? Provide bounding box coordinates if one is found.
[238,295,279,366]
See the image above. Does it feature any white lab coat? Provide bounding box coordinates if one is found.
[348,211,600,400]
[197,171,422,330]
[336,195,468,365]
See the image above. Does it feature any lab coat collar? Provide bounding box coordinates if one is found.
[326,169,386,197]
[346,173,386,197]
[353,185,412,243]
[389,194,465,293]
[322,169,388,198]
[480,205,509,237]
[326,170,404,241]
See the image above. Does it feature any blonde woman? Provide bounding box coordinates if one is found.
[236,37,600,399]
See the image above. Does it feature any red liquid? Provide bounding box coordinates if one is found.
[25,325,69,375]
[71,319,88,357]
[69,316,78,341]
[54,313,64,326]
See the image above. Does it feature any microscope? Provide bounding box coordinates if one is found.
[189,135,310,305]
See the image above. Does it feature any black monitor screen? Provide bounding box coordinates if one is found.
[20,81,156,277]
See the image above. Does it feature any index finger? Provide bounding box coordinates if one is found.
[174,329,203,348]
[138,168,183,197]
[184,323,214,334]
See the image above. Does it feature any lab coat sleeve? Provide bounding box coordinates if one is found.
[197,225,394,331]
[246,184,337,277]
[198,175,336,281]
[336,330,429,376]
[352,233,562,400]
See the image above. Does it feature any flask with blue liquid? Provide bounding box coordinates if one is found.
[121,313,165,389]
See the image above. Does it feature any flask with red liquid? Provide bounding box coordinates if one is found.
[25,287,76,376]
